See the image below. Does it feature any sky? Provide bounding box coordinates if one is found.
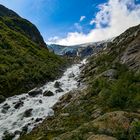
[0,0,140,45]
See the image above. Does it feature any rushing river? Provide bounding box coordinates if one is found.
[0,59,86,140]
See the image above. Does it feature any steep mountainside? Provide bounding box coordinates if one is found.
[48,41,107,57]
[0,5,66,98]
[20,24,140,140]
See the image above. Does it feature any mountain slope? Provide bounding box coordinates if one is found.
[20,24,140,140]
[0,5,66,98]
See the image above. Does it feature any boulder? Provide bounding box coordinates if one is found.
[14,100,24,109]
[56,88,64,93]
[28,89,42,97]
[43,91,54,96]
[23,109,33,118]
[0,95,6,103]
[54,81,61,88]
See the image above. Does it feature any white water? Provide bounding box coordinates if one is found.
[0,59,86,140]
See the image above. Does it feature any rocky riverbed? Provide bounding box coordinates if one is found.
[0,59,87,140]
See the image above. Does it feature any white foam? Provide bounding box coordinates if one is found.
[0,59,86,140]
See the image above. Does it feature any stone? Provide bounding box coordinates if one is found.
[102,69,117,79]
[35,118,43,122]
[23,109,33,118]
[43,91,54,96]
[14,130,21,135]
[22,125,28,133]
[39,100,43,103]
[14,100,24,109]
[60,113,70,117]
[28,89,42,97]
[56,88,64,93]
[1,109,7,114]
[54,81,61,88]
[87,134,117,140]
[2,103,10,110]
[68,72,75,78]
[0,95,6,103]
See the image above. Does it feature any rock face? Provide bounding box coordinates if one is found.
[0,4,46,48]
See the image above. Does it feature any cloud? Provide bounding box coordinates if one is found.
[47,0,140,46]
[80,16,86,22]
[74,23,83,32]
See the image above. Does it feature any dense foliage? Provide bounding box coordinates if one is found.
[0,11,66,97]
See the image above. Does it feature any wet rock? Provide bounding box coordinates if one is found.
[14,100,24,109]
[0,95,6,103]
[22,125,28,134]
[56,88,64,93]
[35,118,43,122]
[39,99,43,103]
[1,109,7,114]
[68,72,75,78]
[2,103,10,110]
[28,89,42,97]
[14,130,21,135]
[23,109,33,117]
[43,91,54,96]
[20,97,26,100]
[2,131,15,140]
[31,118,34,121]
[54,81,61,88]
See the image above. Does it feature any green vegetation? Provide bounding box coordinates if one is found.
[87,51,140,111]
[0,8,67,97]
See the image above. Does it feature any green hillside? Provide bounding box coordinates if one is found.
[0,5,66,97]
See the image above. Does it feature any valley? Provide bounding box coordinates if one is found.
[0,3,140,140]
